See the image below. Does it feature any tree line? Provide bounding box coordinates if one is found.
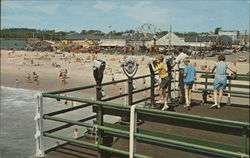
[1,28,68,40]
[1,28,208,40]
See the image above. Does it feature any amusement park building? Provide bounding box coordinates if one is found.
[64,34,152,48]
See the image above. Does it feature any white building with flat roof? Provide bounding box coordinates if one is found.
[218,30,239,41]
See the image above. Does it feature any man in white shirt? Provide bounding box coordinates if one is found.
[173,48,188,104]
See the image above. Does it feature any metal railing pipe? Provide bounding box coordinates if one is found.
[44,115,129,136]
[45,115,96,133]
[133,74,151,80]
[135,107,249,128]
[44,133,151,158]
[135,133,248,158]
[139,111,242,129]
[102,93,128,101]
[46,103,92,116]
[42,93,130,110]
[46,84,96,94]
[44,115,93,128]
[133,87,152,94]
[102,79,127,86]
[133,96,152,105]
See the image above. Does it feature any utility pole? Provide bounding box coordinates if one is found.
[169,24,172,52]
[108,25,112,40]
[195,36,198,53]
[244,30,247,44]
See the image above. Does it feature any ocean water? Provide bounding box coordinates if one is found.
[0,40,28,49]
[0,86,39,158]
[0,86,120,158]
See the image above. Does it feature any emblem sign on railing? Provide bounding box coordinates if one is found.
[121,59,139,78]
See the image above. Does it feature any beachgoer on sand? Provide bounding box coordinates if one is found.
[15,78,19,87]
[119,87,122,95]
[26,73,31,82]
[60,72,67,85]
[210,55,236,109]
[73,128,80,138]
[32,72,39,85]
[112,73,115,82]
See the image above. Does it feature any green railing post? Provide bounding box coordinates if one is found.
[148,64,155,107]
[227,75,232,105]
[241,126,247,154]
[128,77,133,106]
[93,59,107,158]
[96,84,105,158]
[202,71,208,103]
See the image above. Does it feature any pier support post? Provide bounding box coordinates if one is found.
[34,94,45,157]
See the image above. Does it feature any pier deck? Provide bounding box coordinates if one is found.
[45,101,249,158]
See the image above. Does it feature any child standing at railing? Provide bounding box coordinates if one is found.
[183,58,196,110]
[151,54,170,110]
[211,55,235,109]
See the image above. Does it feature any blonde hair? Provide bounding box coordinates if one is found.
[156,54,164,62]
[183,58,190,63]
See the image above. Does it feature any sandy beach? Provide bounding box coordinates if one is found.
[1,49,249,93]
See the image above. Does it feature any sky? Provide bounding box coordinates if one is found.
[1,0,249,33]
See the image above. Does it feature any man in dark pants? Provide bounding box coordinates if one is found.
[173,48,188,104]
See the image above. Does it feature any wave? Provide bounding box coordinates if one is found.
[1,85,41,93]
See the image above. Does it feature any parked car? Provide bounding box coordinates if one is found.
[212,51,220,55]
[237,56,247,62]
[220,50,232,55]
[206,52,215,57]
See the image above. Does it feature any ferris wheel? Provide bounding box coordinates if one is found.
[136,23,162,39]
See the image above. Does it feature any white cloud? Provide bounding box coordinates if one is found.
[2,1,59,15]
[93,1,117,12]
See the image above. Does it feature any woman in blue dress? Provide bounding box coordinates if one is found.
[211,55,235,109]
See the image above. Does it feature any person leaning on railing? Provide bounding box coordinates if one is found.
[172,48,188,104]
[150,54,170,110]
[210,54,236,109]
[183,58,196,110]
